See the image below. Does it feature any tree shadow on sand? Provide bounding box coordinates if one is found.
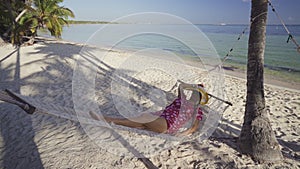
[0,47,44,169]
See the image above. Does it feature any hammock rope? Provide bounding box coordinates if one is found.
[207,11,268,72]
[210,1,300,73]
[268,0,300,52]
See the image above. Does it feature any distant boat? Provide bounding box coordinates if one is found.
[220,23,227,26]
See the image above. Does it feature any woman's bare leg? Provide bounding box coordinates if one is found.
[144,117,168,133]
[89,111,167,133]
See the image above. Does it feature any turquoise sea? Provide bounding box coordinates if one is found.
[55,24,300,81]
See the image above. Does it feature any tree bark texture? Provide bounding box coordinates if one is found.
[238,0,283,163]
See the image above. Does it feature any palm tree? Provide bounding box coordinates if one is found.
[1,0,73,45]
[19,0,74,43]
[238,0,283,163]
[0,0,29,45]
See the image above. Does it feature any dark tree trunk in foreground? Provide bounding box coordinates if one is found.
[238,0,283,163]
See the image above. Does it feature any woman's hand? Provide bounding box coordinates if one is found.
[179,82,204,90]
[175,119,200,137]
[179,83,194,89]
[175,129,193,137]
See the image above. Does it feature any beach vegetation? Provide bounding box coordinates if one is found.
[0,0,31,45]
[0,0,74,45]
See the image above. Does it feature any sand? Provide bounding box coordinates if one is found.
[0,40,299,169]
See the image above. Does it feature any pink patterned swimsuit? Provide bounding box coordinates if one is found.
[154,97,203,134]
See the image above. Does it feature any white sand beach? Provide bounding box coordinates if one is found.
[0,40,299,169]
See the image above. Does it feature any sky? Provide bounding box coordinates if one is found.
[63,0,300,24]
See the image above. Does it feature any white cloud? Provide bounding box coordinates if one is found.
[242,0,250,2]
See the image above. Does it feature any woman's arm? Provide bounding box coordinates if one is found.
[178,82,198,96]
[179,82,196,90]
[176,119,200,136]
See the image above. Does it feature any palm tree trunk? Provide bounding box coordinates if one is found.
[3,8,28,37]
[238,0,282,163]
[15,9,27,22]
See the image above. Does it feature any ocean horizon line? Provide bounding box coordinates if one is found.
[66,20,300,26]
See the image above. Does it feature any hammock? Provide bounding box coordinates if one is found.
[1,89,232,158]
[0,88,230,142]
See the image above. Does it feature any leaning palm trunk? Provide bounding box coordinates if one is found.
[3,9,28,39]
[238,0,283,163]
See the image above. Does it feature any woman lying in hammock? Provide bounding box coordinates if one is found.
[0,83,208,136]
[90,82,208,136]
